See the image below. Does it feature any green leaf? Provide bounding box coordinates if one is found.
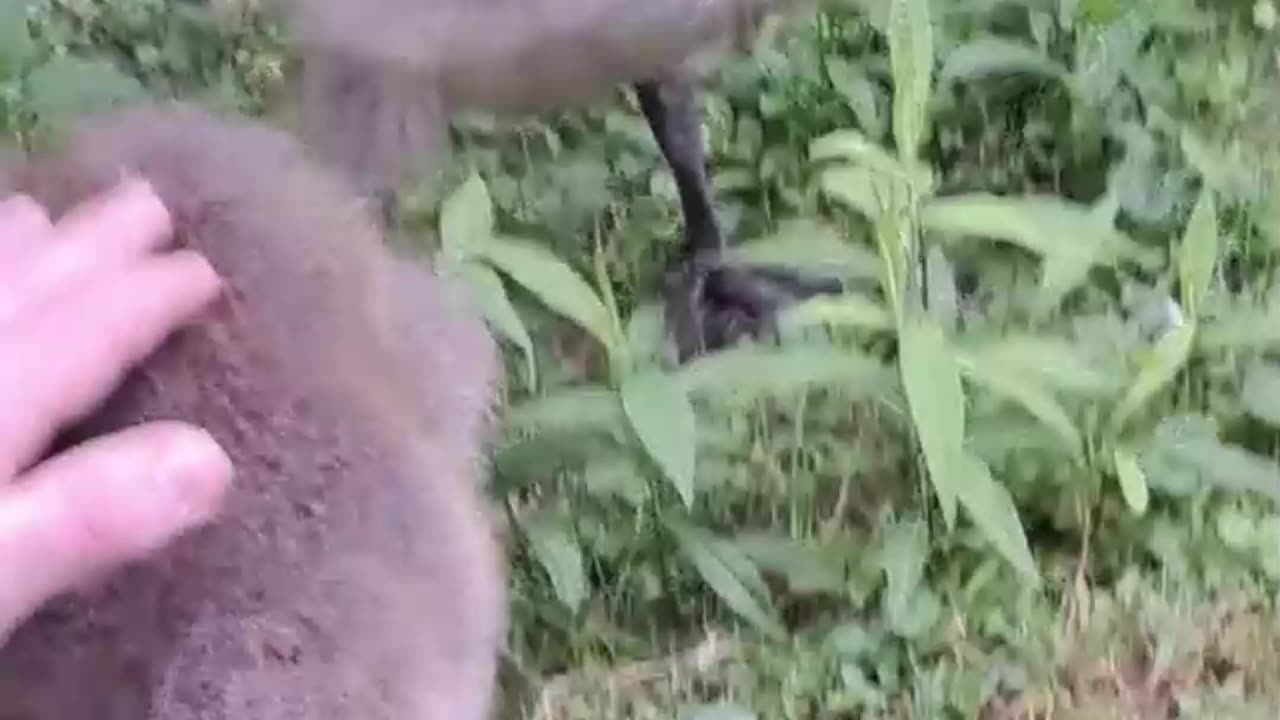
[922,193,1160,306]
[677,344,886,403]
[504,386,625,438]
[1144,417,1280,503]
[957,454,1038,583]
[476,235,620,360]
[825,57,885,140]
[1243,363,1280,427]
[880,519,928,610]
[0,0,32,74]
[958,335,1116,396]
[956,350,1082,456]
[456,263,535,387]
[898,314,964,529]
[621,370,697,507]
[810,129,924,185]
[26,56,147,125]
[939,37,1066,85]
[730,218,882,282]
[781,293,894,333]
[1177,186,1218,319]
[1109,322,1196,431]
[668,520,785,639]
[1112,446,1149,516]
[525,513,586,613]
[819,165,895,221]
[734,532,844,595]
[624,301,667,370]
[887,0,934,162]
[922,193,1155,265]
[439,173,494,263]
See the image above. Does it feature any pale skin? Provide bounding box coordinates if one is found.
[0,179,232,642]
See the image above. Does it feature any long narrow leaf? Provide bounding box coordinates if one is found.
[1109,322,1196,431]
[1178,186,1219,319]
[957,454,1038,583]
[668,521,786,639]
[888,0,934,162]
[476,235,621,360]
[621,371,697,507]
[899,314,964,528]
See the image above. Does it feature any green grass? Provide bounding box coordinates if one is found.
[5,0,1280,717]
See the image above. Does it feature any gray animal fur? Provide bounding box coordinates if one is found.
[0,105,506,720]
[282,0,812,195]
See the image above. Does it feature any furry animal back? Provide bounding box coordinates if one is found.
[0,105,506,720]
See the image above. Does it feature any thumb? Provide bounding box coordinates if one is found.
[0,421,232,640]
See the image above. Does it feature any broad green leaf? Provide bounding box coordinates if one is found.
[810,129,926,186]
[1144,416,1280,503]
[1109,322,1196,431]
[668,520,785,638]
[1177,186,1218,318]
[925,245,957,330]
[439,173,494,263]
[456,263,535,386]
[677,344,886,403]
[525,513,586,613]
[582,453,649,506]
[621,370,697,507]
[781,293,894,333]
[1243,363,1280,426]
[922,194,1156,264]
[1215,506,1256,551]
[27,56,147,125]
[956,351,1082,455]
[624,301,666,369]
[1112,446,1149,516]
[939,37,1066,85]
[958,335,1116,395]
[731,218,882,282]
[504,386,625,438]
[476,235,620,359]
[819,165,894,221]
[888,0,934,162]
[0,0,32,74]
[825,57,885,139]
[1199,305,1280,350]
[957,454,1038,583]
[898,314,963,529]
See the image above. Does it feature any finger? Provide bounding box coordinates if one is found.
[0,250,222,478]
[0,195,54,269]
[0,421,231,639]
[0,179,174,324]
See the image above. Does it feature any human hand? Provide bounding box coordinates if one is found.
[0,179,232,641]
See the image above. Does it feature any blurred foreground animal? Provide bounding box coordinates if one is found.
[0,105,506,720]
[284,0,841,359]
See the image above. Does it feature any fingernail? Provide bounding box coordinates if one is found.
[153,429,232,528]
